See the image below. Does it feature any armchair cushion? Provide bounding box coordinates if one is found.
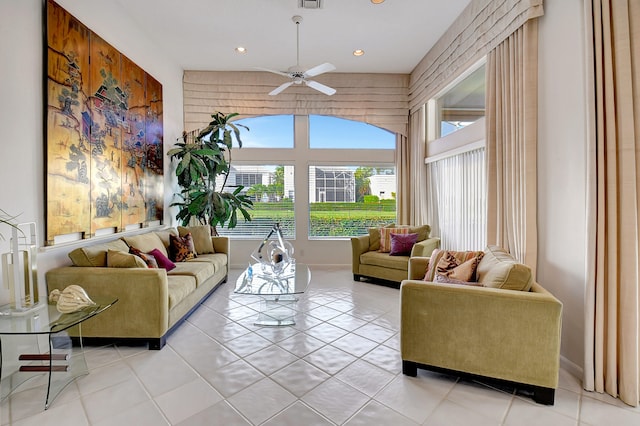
[389,233,418,256]
[477,245,533,291]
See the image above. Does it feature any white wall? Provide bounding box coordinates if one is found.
[537,0,588,371]
[0,0,183,305]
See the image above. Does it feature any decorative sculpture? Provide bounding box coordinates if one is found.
[251,223,294,275]
[1,222,39,313]
[48,285,96,313]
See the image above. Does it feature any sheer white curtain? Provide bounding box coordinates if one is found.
[426,148,486,250]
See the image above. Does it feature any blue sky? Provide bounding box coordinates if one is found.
[233,115,395,149]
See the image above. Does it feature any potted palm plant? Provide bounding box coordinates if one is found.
[168,112,253,234]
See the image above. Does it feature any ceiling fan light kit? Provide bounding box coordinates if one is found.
[258,15,336,96]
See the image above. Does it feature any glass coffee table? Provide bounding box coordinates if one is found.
[0,297,117,409]
[235,263,310,326]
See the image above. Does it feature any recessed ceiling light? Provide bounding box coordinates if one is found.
[353,49,365,56]
[371,0,385,4]
[235,46,247,54]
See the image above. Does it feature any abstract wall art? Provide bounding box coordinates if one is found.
[44,0,163,245]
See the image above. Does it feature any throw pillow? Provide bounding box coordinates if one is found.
[178,225,214,254]
[424,249,484,282]
[367,223,396,251]
[123,233,168,258]
[129,246,158,268]
[434,274,484,286]
[379,227,409,253]
[389,233,418,256]
[106,249,147,268]
[148,248,176,271]
[436,251,484,282]
[169,233,196,262]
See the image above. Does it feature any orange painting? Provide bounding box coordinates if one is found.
[45,0,163,244]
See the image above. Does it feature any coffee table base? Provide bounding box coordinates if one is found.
[255,295,297,326]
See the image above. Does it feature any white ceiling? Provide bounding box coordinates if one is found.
[114,0,472,74]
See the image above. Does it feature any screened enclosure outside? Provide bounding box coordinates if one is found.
[308,165,396,237]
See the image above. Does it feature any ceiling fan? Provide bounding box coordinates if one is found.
[258,15,336,96]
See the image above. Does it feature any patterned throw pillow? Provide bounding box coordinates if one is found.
[129,246,158,268]
[378,227,410,253]
[389,233,418,256]
[436,251,483,282]
[424,249,484,282]
[169,233,196,262]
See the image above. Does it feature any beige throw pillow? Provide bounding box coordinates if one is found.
[178,225,214,254]
[123,232,168,257]
[106,249,147,268]
[378,227,409,253]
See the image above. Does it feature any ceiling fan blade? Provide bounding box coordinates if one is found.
[305,80,336,96]
[304,62,336,78]
[254,67,291,78]
[269,81,294,96]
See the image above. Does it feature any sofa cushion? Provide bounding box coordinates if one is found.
[360,250,409,271]
[154,228,178,250]
[367,223,396,251]
[106,249,147,268]
[169,233,197,262]
[68,239,130,267]
[168,260,214,287]
[424,249,484,282]
[379,227,409,253]
[167,275,197,309]
[389,233,418,256]
[123,233,168,258]
[188,253,227,275]
[178,225,214,254]
[129,247,158,268]
[477,245,533,291]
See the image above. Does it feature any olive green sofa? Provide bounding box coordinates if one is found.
[350,225,440,285]
[400,246,563,405]
[45,227,228,350]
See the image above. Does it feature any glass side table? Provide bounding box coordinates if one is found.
[235,263,310,326]
[0,296,117,409]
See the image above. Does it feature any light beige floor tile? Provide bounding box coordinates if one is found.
[176,400,250,426]
[445,380,513,422]
[262,401,334,426]
[302,377,370,425]
[76,360,135,396]
[10,398,88,426]
[126,346,198,397]
[353,323,395,343]
[308,305,343,321]
[244,344,299,375]
[361,344,402,374]
[225,332,273,357]
[345,400,419,426]
[203,359,265,397]
[94,400,169,426]
[329,313,368,332]
[374,374,454,424]
[253,324,299,342]
[504,397,577,426]
[335,359,395,397]
[424,399,501,426]
[271,359,330,397]
[82,378,150,424]
[580,393,640,426]
[331,333,378,357]
[155,378,223,424]
[227,378,296,425]
[278,332,325,357]
[304,344,357,375]
[305,322,349,344]
[83,344,123,370]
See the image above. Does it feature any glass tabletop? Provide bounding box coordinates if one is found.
[0,297,118,335]
[235,263,311,296]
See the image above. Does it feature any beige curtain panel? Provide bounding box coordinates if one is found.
[409,0,544,112]
[584,0,640,407]
[183,71,409,136]
[485,19,538,271]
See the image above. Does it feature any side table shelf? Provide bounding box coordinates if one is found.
[0,297,117,409]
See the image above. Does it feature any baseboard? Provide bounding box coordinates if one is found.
[560,355,583,382]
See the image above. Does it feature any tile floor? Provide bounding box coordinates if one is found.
[2,266,640,425]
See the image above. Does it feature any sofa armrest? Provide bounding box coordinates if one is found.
[411,237,440,258]
[212,236,229,255]
[408,257,430,280]
[400,280,562,388]
[46,267,170,338]
[350,235,370,274]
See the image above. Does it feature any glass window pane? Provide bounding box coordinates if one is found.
[309,115,395,149]
[308,165,396,237]
[231,115,294,148]
[437,65,485,138]
[218,165,295,238]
